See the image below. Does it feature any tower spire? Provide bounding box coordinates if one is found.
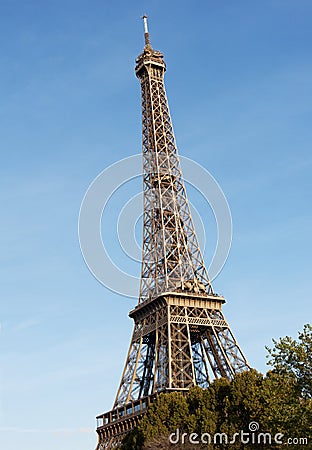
[142,14,151,47]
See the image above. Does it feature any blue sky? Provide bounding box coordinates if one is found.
[1,1,311,449]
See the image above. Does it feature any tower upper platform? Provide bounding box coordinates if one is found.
[135,16,166,77]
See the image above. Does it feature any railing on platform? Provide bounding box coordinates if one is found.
[96,394,157,428]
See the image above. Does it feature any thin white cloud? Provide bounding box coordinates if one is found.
[13,319,40,332]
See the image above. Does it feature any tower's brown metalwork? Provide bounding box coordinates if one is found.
[95,17,249,450]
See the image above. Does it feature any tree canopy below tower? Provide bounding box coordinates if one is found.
[120,324,312,449]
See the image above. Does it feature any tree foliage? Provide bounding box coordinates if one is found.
[120,325,312,449]
[266,323,312,399]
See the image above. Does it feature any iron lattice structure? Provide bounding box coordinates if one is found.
[96,17,250,450]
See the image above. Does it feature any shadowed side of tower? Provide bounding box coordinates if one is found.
[95,17,250,450]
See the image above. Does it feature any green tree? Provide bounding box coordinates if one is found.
[266,323,312,399]
[260,370,312,448]
[120,325,312,449]
[121,392,191,450]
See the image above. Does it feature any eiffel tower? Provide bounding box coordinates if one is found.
[95,16,249,450]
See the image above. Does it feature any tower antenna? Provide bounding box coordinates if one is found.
[141,14,151,46]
